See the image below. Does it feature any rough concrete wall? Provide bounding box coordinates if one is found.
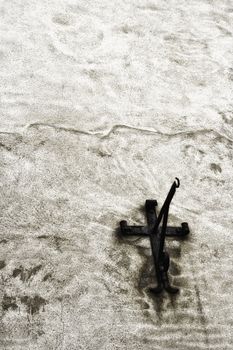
[0,0,233,349]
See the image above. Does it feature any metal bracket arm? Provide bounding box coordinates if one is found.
[119,178,190,294]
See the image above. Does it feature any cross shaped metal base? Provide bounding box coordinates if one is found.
[120,178,190,294]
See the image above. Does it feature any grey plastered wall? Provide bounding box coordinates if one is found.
[0,1,233,349]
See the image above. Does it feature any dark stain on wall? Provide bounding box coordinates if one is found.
[12,265,42,281]
[0,260,6,269]
[20,295,47,315]
[2,294,18,311]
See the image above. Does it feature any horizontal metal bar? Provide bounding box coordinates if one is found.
[120,221,148,236]
[165,223,189,237]
[120,223,189,237]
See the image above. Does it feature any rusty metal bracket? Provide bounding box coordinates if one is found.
[120,178,189,294]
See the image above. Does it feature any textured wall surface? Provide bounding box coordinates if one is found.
[0,0,233,349]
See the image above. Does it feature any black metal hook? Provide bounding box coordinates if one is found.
[119,178,189,294]
[175,177,180,188]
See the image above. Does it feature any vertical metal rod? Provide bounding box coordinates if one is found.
[159,205,169,259]
[152,178,179,237]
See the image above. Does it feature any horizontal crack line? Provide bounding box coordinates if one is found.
[14,122,233,144]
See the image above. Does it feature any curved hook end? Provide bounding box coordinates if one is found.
[175,177,180,188]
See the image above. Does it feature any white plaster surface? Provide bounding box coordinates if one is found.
[0,0,233,349]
